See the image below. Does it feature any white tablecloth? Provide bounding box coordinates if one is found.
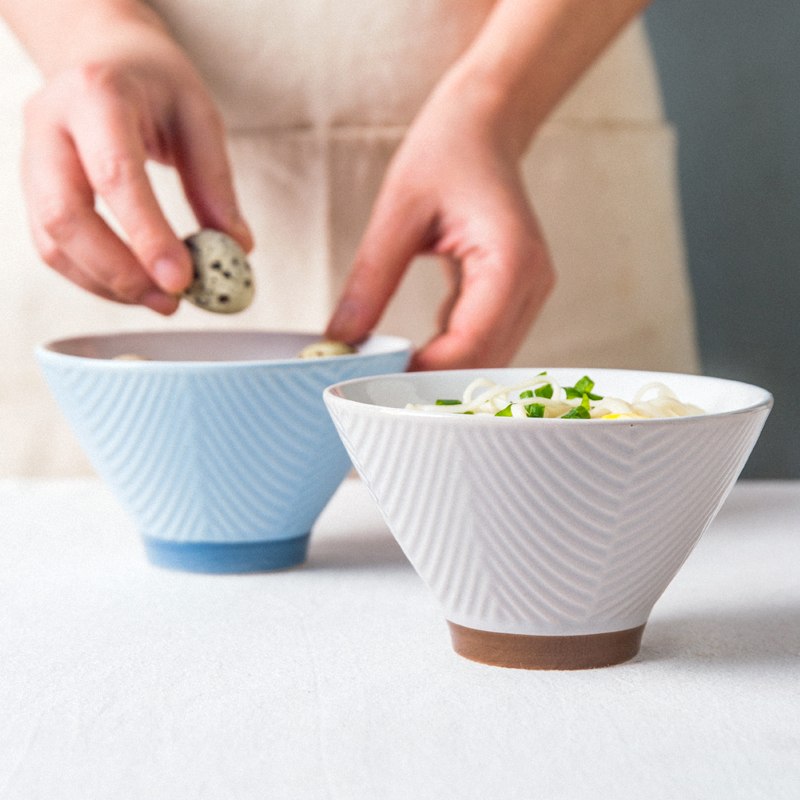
[1,478,798,799]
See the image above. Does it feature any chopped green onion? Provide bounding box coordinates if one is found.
[436,399,462,405]
[495,405,513,417]
[561,393,592,419]
[564,388,603,401]
[519,391,545,416]
[564,375,602,401]
[534,384,554,399]
[564,388,603,400]
[461,411,474,415]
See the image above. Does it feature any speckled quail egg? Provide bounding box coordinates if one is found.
[182,229,254,313]
[297,340,357,358]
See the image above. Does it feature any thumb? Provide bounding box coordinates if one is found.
[326,187,436,343]
[174,96,253,252]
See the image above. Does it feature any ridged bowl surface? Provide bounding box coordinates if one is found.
[36,330,412,558]
[324,368,772,638]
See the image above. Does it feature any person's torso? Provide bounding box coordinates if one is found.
[146,0,664,130]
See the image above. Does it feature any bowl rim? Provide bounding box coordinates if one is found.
[323,367,774,424]
[35,328,413,368]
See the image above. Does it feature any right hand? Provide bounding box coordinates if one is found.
[21,20,251,313]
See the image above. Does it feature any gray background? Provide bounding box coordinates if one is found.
[645,1,800,478]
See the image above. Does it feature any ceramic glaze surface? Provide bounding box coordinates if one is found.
[37,331,412,556]
[324,369,772,637]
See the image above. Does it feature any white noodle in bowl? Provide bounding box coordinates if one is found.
[405,372,706,420]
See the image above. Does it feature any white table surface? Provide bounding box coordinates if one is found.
[1,477,798,800]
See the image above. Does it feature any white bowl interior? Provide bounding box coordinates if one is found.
[329,368,772,417]
[43,330,410,363]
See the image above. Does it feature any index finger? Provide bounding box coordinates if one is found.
[325,186,437,344]
[22,109,177,312]
[68,88,192,293]
[172,96,253,253]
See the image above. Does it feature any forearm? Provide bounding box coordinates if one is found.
[442,0,653,157]
[0,0,168,75]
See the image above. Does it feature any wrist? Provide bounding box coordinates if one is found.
[433,0,653,161]
[4,0,171,77]
[428,57,542,164]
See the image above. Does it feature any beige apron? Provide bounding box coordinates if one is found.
[0,3,699,477]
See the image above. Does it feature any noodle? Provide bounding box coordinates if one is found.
[406,374,705,420]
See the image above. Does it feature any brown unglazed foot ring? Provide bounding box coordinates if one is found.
[447,621,646,670]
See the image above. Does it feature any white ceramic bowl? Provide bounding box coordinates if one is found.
[324,368,772,669]
[36,330,412,573]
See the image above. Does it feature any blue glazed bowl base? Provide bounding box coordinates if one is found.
[142,533,311,574]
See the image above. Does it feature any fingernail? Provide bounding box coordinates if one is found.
[141,290,180,316]
[326,297,364,341]
[153,258,189,293]
[231,214,254,252]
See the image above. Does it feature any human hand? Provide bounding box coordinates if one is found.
[325,0,654,370]
[325,75,555,371]
[20,10,251,313]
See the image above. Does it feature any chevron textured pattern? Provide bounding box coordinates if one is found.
[327,396,770,638]
[38,347,410,544]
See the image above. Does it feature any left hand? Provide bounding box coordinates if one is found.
[326,0,653,371]
[324,75,555,371]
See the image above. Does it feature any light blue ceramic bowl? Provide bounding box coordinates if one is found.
[36,330,412,573]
